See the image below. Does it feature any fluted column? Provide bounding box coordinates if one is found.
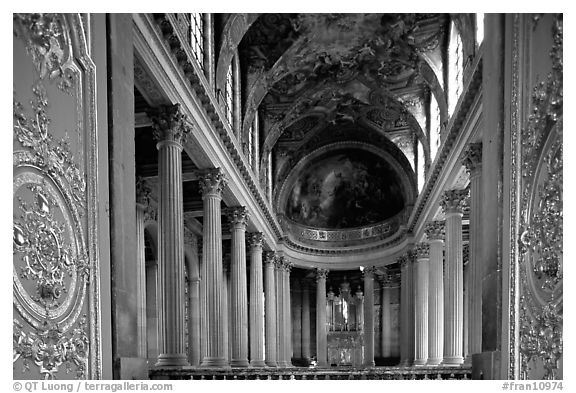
[135,179,150,359]
[315,268,329,368]
[363,266,377,367]
[198,168,228,367]
[380,271,392,358]
[149,104,190,367]
[248,232,266,367]
[301,280,311,361]
[399,254,414,366]
[263,252,278,367]
[425,221,445,366]
[227,207,250,367]
[283,259,294,366]
[462,143,483,358]
[440,189,468,365]
[413,243,430,366]
[184,230,201,366]
[275,257,286,367]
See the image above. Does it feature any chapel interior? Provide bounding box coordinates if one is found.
[12,13,563,381]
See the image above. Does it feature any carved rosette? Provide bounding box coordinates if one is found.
[227,206,249,230]
[148,104,191,145]
[316,268,329,282]
[197,168,227,198]
[440,189,469,215]
[247,232,264,249]
[425,221,445,241]
[462,143,483,176]
[414,243,430,259]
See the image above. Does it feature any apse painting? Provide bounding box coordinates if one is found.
[286,149,404,229]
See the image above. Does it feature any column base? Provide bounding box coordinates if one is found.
[155,353,189,367]
[265,360,278,367]
[413,359,428,366]
[250,360,267,368]
[230,359,250,367]
[426,357,443,366]
[200,357,230,368]
[442,356,464,366]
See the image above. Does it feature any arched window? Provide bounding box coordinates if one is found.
[191,13,204,72]
[429,93,441,161]
[224,63,234,127]
[448,21,463,116]
[417,140,425,192]
[476,13,485,46]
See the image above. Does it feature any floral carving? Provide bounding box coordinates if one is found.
[247,232,264,248]
[518,14,563,380]
[13,84,86,210]
[13,184,85,310]
[13,317,89,380]
[13,13,74,92]
[461,143,482,175]
[414,243,430,259]
[197,168,227,197]
[316,268,329,281]
[424,221,445,241]
[227,206,250,229]
[148,104,191,144]
[440,189,469,214]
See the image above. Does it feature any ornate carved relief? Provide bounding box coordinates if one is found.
[13,14,75,93]
[148,104,191,144]
[517,15,562,380]
[227,206,250,229]
[197,168,227,197]
[424,220,445,241]
[13,13,99,379]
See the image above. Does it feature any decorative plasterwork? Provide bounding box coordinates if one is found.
[13,13,75,93]
[461,142,483,175]
[414,243,430,259]
[517,14,562,380]
[13,13,100,379]
[197,168,227,198]
[247,232,264,248]
[440,189,469,214]
[424,220,445,241]
[148,103,191,144]
[316,268,329,281]
[227,206,250,229]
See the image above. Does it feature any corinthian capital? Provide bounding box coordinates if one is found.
[363,266,377,279]
[148,104,191,144]
[316,268,329,282]
[247,232,264,249]
[425,221,446,241]
[440,189,469,214]
[227,206,249,230]
[197,168,227,198]
[414,242,430,259]
[263,251,276,266]
[462,143,483,175]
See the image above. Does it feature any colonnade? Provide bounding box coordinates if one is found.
[137,107,482,370]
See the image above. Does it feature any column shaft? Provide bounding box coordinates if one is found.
[441,190,467,365]
[400,257,410,366]
[248,233,266,367]
[275,261,286,367]
[185,232,201,366]
[228,208,249,367]
[363,267,376,367]
[316,269,328,368]
[427,234,445,365]
[154,136,188,367]
[301,282,311,360]
[284,264,293,366]
[198,169,228,367]
[135,205,148,358]
[380,280,392,358]
[414,244,430,366]
[264,254,278,367]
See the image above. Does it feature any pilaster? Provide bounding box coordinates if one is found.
[315,268,329,368]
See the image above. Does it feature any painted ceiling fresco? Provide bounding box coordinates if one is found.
[285,149,405,229]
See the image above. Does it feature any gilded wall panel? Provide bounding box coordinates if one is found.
[13,14,101,379]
